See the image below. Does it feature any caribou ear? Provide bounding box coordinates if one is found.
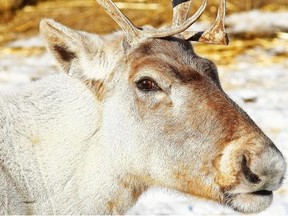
[40,19,80,73]
[40,18,104,78]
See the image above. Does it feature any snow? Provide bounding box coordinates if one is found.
[226,10,288,35]
[0,36,56,89]
[7,35,46,48]
[0,10,287,215]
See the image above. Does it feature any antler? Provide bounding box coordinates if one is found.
[96,0,141,41]
[172,0,192,27]
[96,0,228,45]
[182,0,229,45]
[96,0,206,43]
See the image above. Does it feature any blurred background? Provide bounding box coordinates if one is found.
[0,0,288,215]
[0,0,288,38]
[0,0,288,65]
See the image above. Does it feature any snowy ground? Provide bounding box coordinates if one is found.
[0,10,288,215]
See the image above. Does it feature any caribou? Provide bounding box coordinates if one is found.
[0,0,286,214]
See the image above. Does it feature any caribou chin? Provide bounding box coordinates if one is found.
[225,191,273,213]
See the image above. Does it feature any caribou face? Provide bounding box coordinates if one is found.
[99,37,286,213]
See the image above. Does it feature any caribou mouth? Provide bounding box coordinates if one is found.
[251,190,273,196]
[224,190,273,213]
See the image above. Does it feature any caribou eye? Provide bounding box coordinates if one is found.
[136,78,160,92]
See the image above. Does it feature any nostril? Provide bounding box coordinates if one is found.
[241,155,261,184]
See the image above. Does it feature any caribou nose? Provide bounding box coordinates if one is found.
[243,144,286,191]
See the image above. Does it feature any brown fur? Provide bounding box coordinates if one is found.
[128,38,220,85]
[213,153,241,190]
[30,136,41,145]
[107,201,116,214]
[84,79,106,101]
[129,56,202,84]
[106,174,153,214]
[119,174,151,202]
[172,163,220,202]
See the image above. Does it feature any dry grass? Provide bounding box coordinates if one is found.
[194,37,288,66]
[1,0,288,45]
[0,0,287,66]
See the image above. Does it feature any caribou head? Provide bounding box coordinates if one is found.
[40,0,286,213]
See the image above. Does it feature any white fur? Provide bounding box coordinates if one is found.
[0,74,140,214]
[0,74,99,214]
